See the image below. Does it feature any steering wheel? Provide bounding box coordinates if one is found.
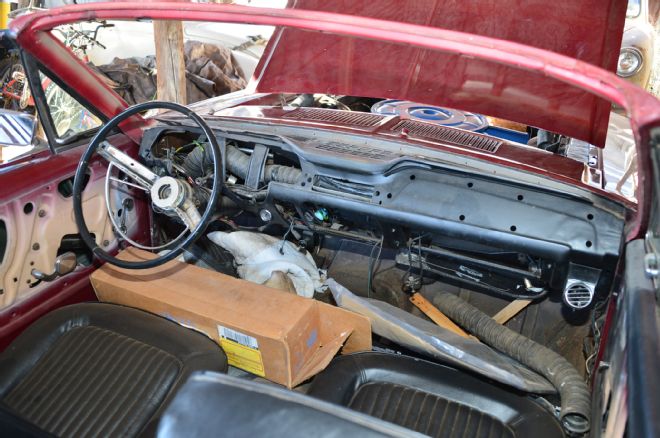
[72,101,221,269]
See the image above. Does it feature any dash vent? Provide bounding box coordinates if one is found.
[312,176,375,200]
[313,142,398,161]
[563,282,594,309]
[391,120,502,153]
[283,108,385,127]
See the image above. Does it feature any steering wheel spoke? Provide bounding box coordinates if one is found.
[98,141,158,190]
[108,174,150,192]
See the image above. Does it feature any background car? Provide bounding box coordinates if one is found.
[618,0,656,88]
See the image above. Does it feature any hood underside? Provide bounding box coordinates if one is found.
[254,0,627,147]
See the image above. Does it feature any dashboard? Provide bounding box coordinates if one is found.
[137,120,627,309]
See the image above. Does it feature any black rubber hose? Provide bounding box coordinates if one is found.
[183,143,301,185]
[181,142,214,178]
[223,143,250,178]
[432,292,591,435]
[190,186,237,210]
[178,145,238,210]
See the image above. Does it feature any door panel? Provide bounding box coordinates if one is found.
[592,239,660,437]
[624,240,660,438]
[0,133,148,349]
[0,163,115,305]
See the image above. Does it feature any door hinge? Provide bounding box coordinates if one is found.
[644,252,659,279]
[645,231,659,279]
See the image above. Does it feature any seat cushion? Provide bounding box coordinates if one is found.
[0,303,228,437]
[158,371,424,438]
[308,352,563,438]
[348,382,515,438]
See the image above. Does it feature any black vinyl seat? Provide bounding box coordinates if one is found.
[0,303,228,438]
[307,352,564,438]
[157,371,425,438]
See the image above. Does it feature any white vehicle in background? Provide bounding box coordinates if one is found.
[617,0,656,89]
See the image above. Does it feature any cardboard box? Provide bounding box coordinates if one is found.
[90,248,372,388]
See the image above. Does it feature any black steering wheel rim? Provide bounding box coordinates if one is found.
[72,100,222,269]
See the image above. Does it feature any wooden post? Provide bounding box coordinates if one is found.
[153,20,187,104]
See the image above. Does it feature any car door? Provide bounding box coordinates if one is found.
[0,50,146,350]
[591,130,660,437]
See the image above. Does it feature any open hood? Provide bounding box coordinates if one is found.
[253,0,627,147]
[7,2,657,239]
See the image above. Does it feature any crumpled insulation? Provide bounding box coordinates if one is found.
[326,279,555,394]
[208,231,324,298]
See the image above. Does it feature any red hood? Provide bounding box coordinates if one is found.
[254,0,627,147]
[8,2,659,239]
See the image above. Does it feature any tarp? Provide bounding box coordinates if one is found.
[95,41,246,105]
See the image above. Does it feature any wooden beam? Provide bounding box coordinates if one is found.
[492,299,532,325]
[153,20,187,104]
[409,293,471,339]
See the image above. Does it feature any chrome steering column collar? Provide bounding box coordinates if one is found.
[150,176,201,230]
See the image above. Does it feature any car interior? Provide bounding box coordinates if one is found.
[0,6,658,438]
[0,94,628,437]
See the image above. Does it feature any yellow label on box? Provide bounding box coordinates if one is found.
[217,325,265,377]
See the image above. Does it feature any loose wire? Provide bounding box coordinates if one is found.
[367,235,384,298]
